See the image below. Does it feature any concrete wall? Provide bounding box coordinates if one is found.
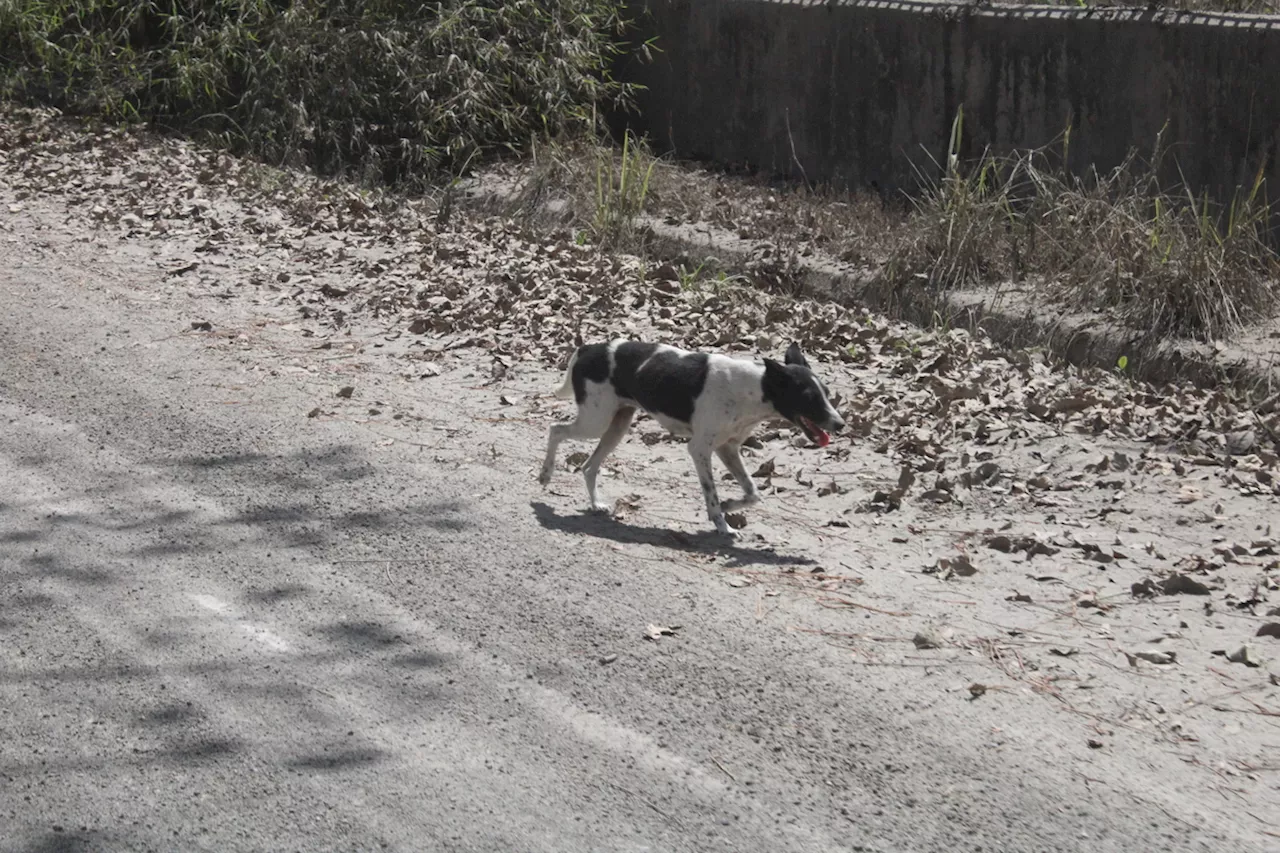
[617,0,1280,205]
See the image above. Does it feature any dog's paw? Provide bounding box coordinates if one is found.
[712,519,737,537]
[588,501,613,515]
[537,468,553,486]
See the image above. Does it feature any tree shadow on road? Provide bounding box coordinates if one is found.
[529,501,816,569]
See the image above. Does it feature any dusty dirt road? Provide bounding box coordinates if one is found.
[2,114,1279,852]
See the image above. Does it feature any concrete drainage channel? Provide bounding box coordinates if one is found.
[465,179,1280,408]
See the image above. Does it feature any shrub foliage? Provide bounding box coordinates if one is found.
[0,0,638,183]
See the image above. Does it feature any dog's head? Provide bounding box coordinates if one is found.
[762,343,845,447]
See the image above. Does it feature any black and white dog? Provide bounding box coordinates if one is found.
[539,340,845,536]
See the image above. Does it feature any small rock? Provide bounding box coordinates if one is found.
[336,385,355,399]
[1226,644,1261,667]
[599,654,618,665]
[913,629,944,650]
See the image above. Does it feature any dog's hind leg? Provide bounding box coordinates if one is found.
[689,436,732,536]
[581,406,636,512]
[716,442,761,513]
[538,393,619,488]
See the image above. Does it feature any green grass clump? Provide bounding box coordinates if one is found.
[878,109,1280,342]
[0,0,639,185]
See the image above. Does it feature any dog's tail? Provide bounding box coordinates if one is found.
[553,347,581,399]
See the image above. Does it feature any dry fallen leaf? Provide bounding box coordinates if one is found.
[1126,650,1177,666]
[1176,485,1203,504]
[643,623,681,641]
[612,494,643,521]
[1131,579,1159,598]
[816,480,842,497]
[929,554,977,579]
[913,629,944,650]
[1161,574,1211,596]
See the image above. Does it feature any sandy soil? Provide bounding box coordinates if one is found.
[2,109,1278,852]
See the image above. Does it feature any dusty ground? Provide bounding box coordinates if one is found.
[2,109,1280,852]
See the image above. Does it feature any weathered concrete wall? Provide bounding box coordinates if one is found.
[617,0,1280,205]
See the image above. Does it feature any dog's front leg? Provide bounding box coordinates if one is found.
[689,437,733,536]
[716,442,760,513]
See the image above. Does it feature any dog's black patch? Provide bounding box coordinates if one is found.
[612,342,709,424]
[570,343,612,403]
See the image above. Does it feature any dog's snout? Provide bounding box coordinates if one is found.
[831,418,847,434]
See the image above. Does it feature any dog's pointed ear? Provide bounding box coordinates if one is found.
[784,342,809,367]
[763,357,785,378]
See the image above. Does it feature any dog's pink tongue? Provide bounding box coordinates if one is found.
[814,428,830,448]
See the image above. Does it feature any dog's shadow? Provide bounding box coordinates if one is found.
[530,502,817,569]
